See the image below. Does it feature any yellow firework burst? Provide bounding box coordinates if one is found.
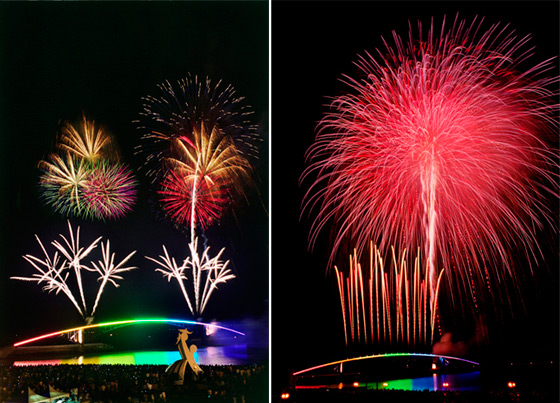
[58,114,118,163]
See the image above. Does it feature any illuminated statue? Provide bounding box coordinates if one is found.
[166,328,203,384]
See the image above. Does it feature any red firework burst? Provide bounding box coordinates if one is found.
[158,168,230,230]
[302,16,558,312]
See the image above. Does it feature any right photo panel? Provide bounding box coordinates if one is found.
[272,2,559,402]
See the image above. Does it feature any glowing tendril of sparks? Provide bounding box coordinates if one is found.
[146,237,235,316]
[12,221,137,321]
[136,74,258,234]
[58,114,119,163]
[302,16,558,317]
[335,243,444,348]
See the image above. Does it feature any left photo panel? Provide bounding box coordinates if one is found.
[0,1,269,402]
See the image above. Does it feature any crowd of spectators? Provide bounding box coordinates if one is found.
[0,363,267,403]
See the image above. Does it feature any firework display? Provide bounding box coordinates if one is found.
[136,75,258,235]
[335,243,444,348]
[137,75,259,317]
[158,167,229,229]
[12,221,137,322]
[39,115,137,220]
[82,163,138,220]
[302,16,558,345]
[58,114,119,163]
[146,237,235,317]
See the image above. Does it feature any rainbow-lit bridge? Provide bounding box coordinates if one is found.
[13,318,245,347]
[288,352,481,396]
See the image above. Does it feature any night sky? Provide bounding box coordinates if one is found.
[0,0,558,399]
[271,0,558,395]
[0,2,268,345]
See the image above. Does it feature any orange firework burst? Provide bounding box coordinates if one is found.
[58,114,119,163]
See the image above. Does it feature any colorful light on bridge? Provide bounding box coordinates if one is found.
[13,318,245,347]
[292,352,479,376]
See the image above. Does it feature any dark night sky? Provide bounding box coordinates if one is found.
[271,0,558,395]
[0,1,269,346]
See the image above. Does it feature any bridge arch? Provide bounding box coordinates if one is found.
[13,318,245,347]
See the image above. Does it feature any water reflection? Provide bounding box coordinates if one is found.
[370,371,481,392]
[13,344,249,366]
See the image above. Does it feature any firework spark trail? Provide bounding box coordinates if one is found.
[12,221,137,321]
[15,237,85,318]
[58,114,118,163]
[51,221,102,315]
[335,243,444,348]
[89,240,137,316]
[136,75,259,180]
[302,16,559,315]
[39,155,90,216]
[146,237,235,317]
[158,168,228,230]
[148,244,194,315]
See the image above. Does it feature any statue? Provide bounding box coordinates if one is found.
[166,329,203,385]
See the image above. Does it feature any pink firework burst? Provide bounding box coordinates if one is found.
[158,168,229,230]
[82,163,138,220]
[302,16,558,310]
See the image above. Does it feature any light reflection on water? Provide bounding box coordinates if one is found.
[372,371,481,392]
[13,345,249,366]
